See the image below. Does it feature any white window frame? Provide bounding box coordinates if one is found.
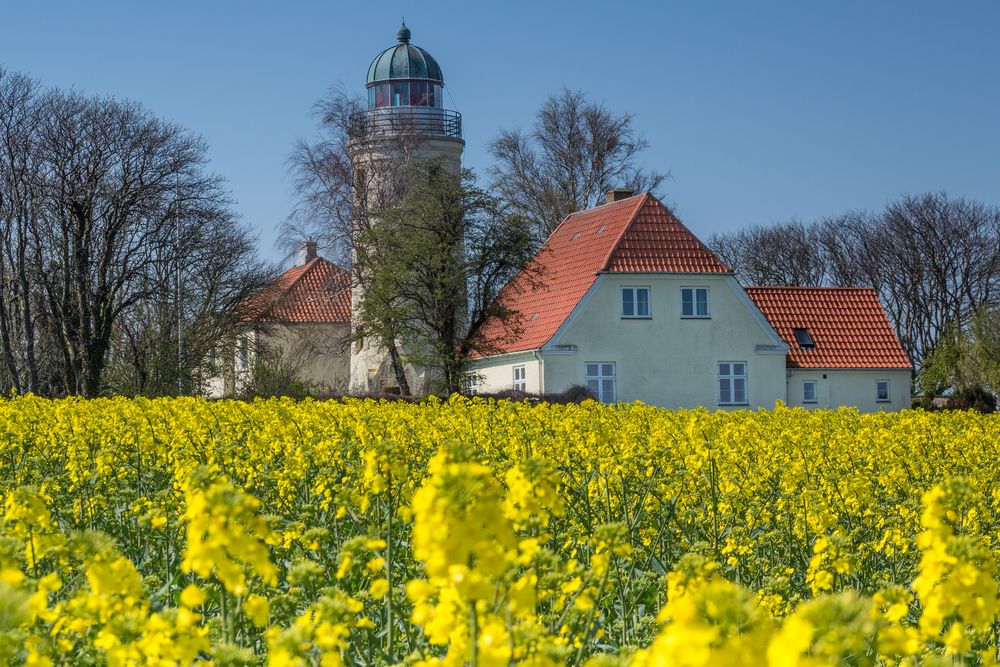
[585,362,617,404]
[620,286,651,318]
[238,334,250,372]
[803,380,817,404]
[876,379,890,403]
[681,286,710,318]
[463,373,480,395]
[513,365,526,392]
[718,361,748,406]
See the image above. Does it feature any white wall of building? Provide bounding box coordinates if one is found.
[470,352,542,394]
[785,368,912,412]
[472,273,792,409]
[207,324,352,398]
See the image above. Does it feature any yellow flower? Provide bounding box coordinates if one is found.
[180,584,207,608]
[369,578,390,599]
[244,594,270,628]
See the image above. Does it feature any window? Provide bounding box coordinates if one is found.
[718,362,747,405]
[390,82,409,106]
[409,81,437,106]
[238,335,249,372]
[585,363,616,403]
[803,380,817,404]
[681,287,709,317]
[513,365,526,392]
[621,287,651,318]
[793,328,815,348]
[373,82,391,108]
[876,379,890,402]
[463,374,479,395]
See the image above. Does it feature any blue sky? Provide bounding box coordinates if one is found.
[2,1,998,264]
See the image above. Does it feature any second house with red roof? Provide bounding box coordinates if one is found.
[471,190,912,411]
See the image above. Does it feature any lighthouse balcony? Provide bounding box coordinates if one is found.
[349,107,462,141]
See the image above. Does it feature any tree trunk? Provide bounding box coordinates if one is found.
[16,224,38,392]
[387,342,411,396]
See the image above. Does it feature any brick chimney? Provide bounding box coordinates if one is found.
[295,240,318,267]
[605,188,635,204]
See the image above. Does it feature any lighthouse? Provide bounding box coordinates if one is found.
[348,23,464,393]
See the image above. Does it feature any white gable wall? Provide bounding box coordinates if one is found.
[785,368,912,412]
[540,273,788,408]
[470,351,542,394]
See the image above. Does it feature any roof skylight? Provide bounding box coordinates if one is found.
[792,327,815,348]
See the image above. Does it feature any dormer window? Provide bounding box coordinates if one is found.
[792,328,815,348]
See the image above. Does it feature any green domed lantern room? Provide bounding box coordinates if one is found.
[356,23,462,139]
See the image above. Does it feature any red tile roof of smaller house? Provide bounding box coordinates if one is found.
[243,257,351,325]
[476,193,730,355]
[744,287,912,369]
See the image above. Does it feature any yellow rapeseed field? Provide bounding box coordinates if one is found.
[1,395,998,665]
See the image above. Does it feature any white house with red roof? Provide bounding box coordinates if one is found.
[472,191,913,411]
[209,242,352,396]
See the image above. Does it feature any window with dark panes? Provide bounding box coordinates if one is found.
[585,363,616,403]
[718,361,747,405]
[681,287,709,317]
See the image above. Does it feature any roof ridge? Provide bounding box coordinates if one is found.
[745,285,878,291]
[588,192,647,210]
[548,192,648,239]
[597,193,651,272]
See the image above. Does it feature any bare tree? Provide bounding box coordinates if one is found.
[489,88,668,239]
[0,68,44,393]
[0,68,266,397]
[708,220,827,286]
[712,192,1000,369]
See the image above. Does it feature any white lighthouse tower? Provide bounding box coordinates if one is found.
[348,23,464,393]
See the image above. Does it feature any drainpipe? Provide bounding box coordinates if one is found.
[533,350,544,395]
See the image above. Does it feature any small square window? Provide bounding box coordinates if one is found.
[681,287,709,317]
[803,380,817,404]
[621,287,650,318]
[513,365,526,392]
[463,374,480,395]
[876,379,890,402]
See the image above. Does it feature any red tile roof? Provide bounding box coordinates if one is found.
[477,193,730,355]
[243,257,351,325]
[606,197,732,273]
[744,287,912,369]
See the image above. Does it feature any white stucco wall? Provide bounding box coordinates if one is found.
[473,274,791,408]
[785,368,912,412]
[544,274,787,408]
[469,352,542,394]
